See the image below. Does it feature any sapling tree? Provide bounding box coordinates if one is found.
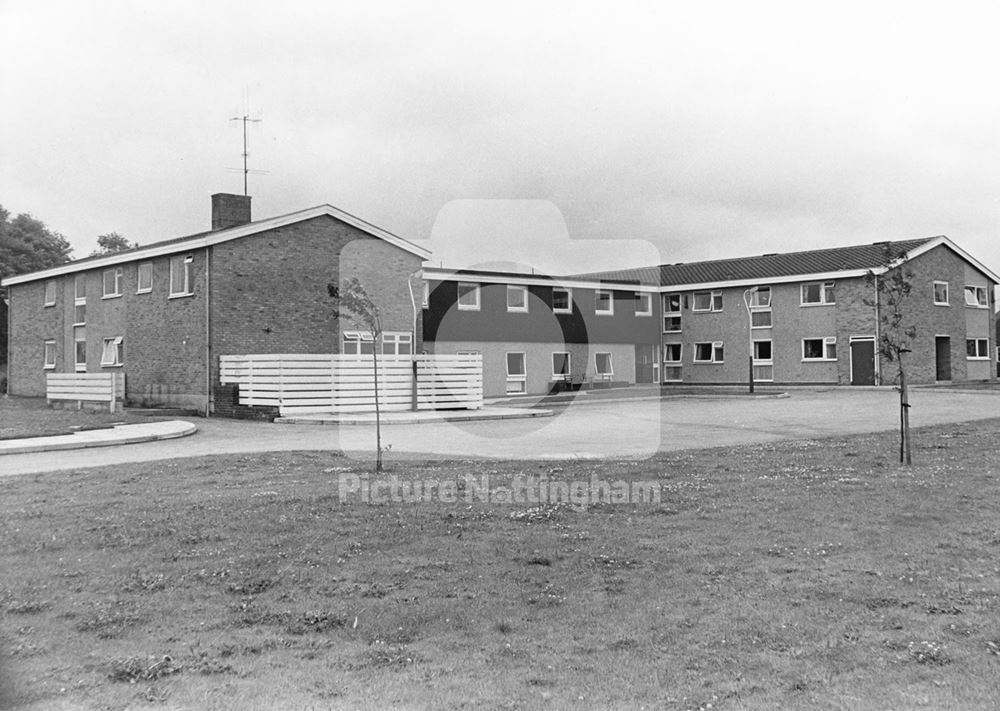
[864,245,918,465]
[328,277,387,472]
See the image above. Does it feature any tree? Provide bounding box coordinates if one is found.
[0,205,74,361]
[864,245,918,465]
[91,232,138,256]
[328,277,387,471]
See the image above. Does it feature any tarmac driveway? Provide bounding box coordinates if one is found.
[2,387,998,475]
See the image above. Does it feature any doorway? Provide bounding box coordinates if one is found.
[935,336,951,381]
[850,338,876,385]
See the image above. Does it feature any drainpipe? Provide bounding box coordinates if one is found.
[205,247,211,417]
[873,273,881,385]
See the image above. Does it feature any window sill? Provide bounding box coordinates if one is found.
[136,288,152,295]
[72,322,86,327]
[595,311,614,316]
[100,363,124,368]
[964,304,990,309]
[933,302,950,307]
[43,365,56,370]
[802,358,838,363]
[693,361,722,365]
[168,292,194,300]
[966,357,991,361]
[74,366,87,373]
[43,303,56,308]
[102,294,122,300]
[799,302,836,307]
[506,308,529,314]
[457,305,480,311]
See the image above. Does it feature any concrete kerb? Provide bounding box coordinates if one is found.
[0,420,197,456]
[275,407,553,426]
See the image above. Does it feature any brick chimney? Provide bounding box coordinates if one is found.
[211,193,252,230]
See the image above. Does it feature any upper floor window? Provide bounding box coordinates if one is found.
[102,267,123,298]
[801,281,835,305]
[933,281,949,305]
[506,285,528,313]
[74,274,86,302]
[137,262,153,294]
[457,282,480,311]
[663,293,681,332]
[595,289,614,315]
[634,292,652,316]
[748,286,771,308]
[964,285,988,308]
[43,279,56,306]
[693,290,723,312]
[552,287,572,314]
[169,254,194,297]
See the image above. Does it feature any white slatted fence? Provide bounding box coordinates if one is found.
[46,372,125,413]
[219,354,482,415]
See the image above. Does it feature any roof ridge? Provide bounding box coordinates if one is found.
[656,236,935,269]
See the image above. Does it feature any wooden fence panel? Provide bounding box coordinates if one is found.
[46,372,125,413]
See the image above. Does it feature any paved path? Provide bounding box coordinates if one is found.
[0,420,196,455]
[1,388,997,476]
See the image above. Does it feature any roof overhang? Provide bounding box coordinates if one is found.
[420,267,661,293]
[1,204,431,286]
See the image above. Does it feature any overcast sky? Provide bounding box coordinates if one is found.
[2,1,999,276]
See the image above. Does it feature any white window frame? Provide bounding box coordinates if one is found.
[551,351,571,380]
[749,286,771,308]
[595,352,613,377]
[552,287,572,314]
[137,262,153,294]
[693,341,724,364]
[102,267,123,299]
[753,339,773,363]
[43,279,56,307]
[169,254,194,298]
[966,338,990,360]
[751,310,773,328]
[342,330,375,355]
[801,281,836,306]
[506,285,529,313]
[505,351,526,394]
[421,282,429,309]
[933,280,949,306]
[381,332,413,356]
[802,337,837,361]
[663,343,682,363]
[634,292,652,316]
[43,339,56,369]
[595,289,614,315]
[101,336,124,367]
[663,293,681,333]
[74,274,86,301]
[457,282,480,311]
[964,285,988,308]
[74,333,86,372]
[693,291,723,312]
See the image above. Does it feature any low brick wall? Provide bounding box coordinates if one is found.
[212,385,279,421]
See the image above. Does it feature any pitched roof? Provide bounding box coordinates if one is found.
[575,237,939,287]
[2,204,430,286]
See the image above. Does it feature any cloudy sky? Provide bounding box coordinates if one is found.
[2,1,999,276]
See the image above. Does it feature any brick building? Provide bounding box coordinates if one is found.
[2,195,429,411]
[3,196,997,407]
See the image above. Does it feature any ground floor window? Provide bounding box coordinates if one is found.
[694,341,724,363]
[803,337,837,361]
[506,352,526,394]
[752,339,773,381]
[342,331,375,355]
[967,338,990,359]
[43,340,56,369]
[551,352,571,379]
[74,341,86,371]
[101,336,124,366]
[381,332,413,355]
[595,352,613,377]
[663,343,682,381]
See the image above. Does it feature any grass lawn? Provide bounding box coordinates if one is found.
[0,397,162,440]
[2,421,1000,710]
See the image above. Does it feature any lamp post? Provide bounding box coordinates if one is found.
[743,287,758,394]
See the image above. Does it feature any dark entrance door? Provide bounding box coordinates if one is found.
[635,345,655,384]
[935,336,951,381]
[850,339,876,385]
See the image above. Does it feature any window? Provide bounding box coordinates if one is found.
[964,285,988,308]
[634,292,652,316]
[663,343,682,381]
[751,311,772,328]
[595,289,614,315]
[421,282,429,309]
[137,262,153,294]
[801,281,835,305]
[74,328,86,372]
[748,287,771,308]
[74,274,86,325]
[457,282,480,311]
[664,343,682,362]
[506,285,528,313]
[101,336,124,366]
[663,294,681,332]
[595,352,613,376]
[43,340,56,369]
[693,291,723,312]
[506,352,526,394]
[381,332,413,355]
[803,337,837,361]
[552,352,571,379]
[169,254,193,297]
[342,331,375,355]
[966,338,990,359]
[753,340,773,361]
[933,281,949,305]
[694,342,723,363]
[74,304,86,325]
[44,280,56,306]
[74,275,86,301]
[102,268,123,298]
[552,287,572,314]
[753,339,773,382]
